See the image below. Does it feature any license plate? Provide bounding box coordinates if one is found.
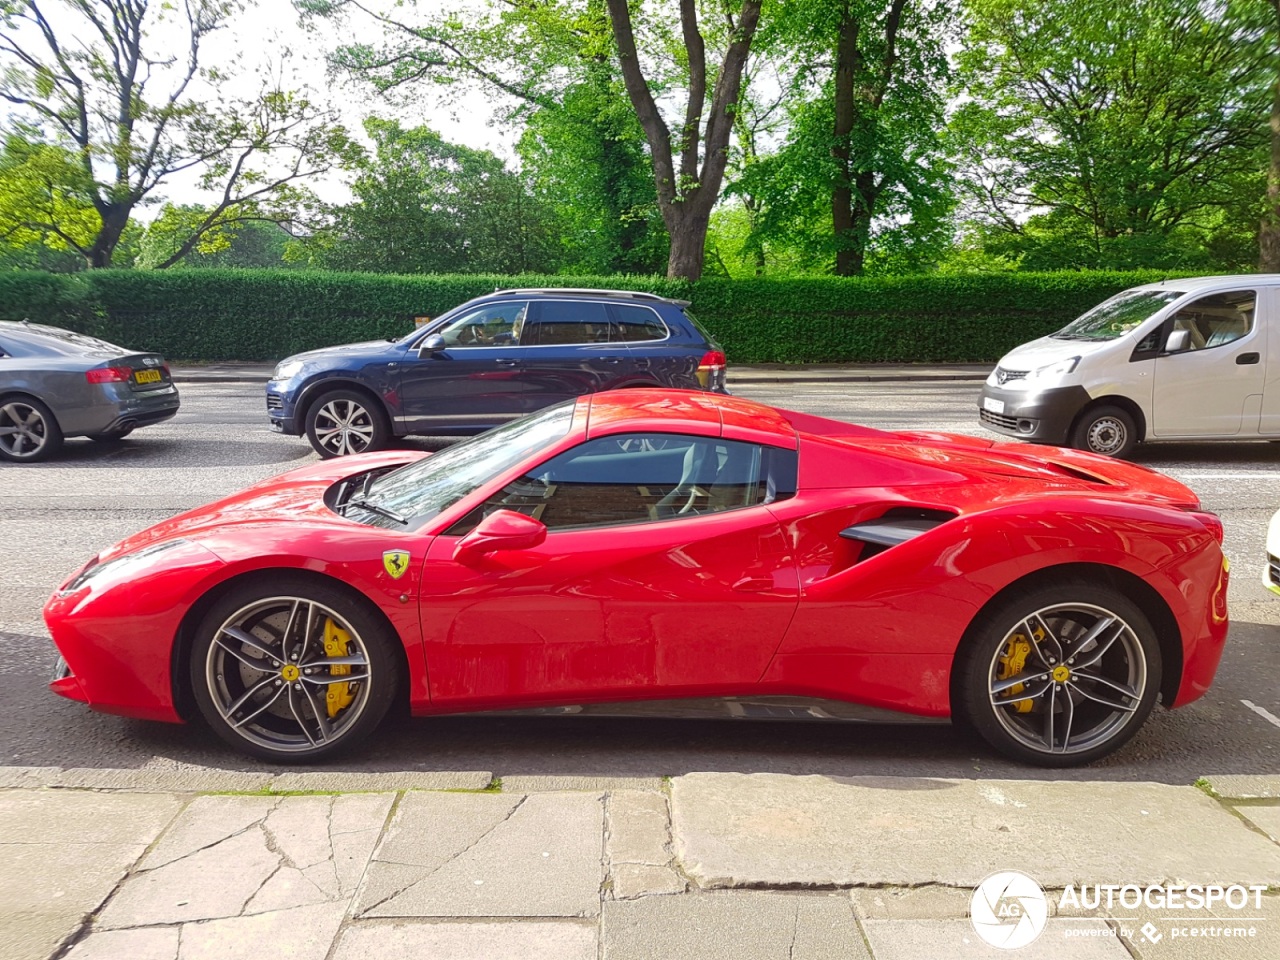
[134,369,162,384]
[983,397,1005,415]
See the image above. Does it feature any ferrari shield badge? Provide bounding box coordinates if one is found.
[382,550,411,580]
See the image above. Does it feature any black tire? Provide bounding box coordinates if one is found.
[189,575,403,762]
[0,396,63,463]
[953,580,1161,767]
[1070,404,1138,459]
[304,388,391,458]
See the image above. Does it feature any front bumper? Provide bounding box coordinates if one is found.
[977,383,1091,445]
[1264,509,1280,597]
[265,380,302,435]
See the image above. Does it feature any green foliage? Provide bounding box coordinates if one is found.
[296,119,561,275]
[0,267,1202,362]
[953,0,1271,269]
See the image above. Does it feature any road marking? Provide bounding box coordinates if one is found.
[1241,699,1280,730]
[1171,472,1280,480]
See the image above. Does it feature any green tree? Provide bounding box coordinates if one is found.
[137,204,296,268]
[0,0,356,268]
[726,0,955,276]
[954,0,1270,270]
[299,119,559,274]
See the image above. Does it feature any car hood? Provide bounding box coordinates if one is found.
[95,451,428,564]
[284,339,404,367]
[995,334,1121,372]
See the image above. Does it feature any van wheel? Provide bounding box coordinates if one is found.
[1070,405,1137,459]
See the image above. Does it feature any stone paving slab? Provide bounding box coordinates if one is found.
[500,775,663,793]
[601,891,871,960]
[99,793,393,928]
[50,767,274,792]
[671,774,1280,888]
[359,791,606,918]
[0,790,184,960]
[268,770,492,792]
[1105,892,1280,959]
[1236,805,1280,844]
[0,766,56,789]
[332,920,598,960]
[862,919,1130,959]
[1203,776,1280,800]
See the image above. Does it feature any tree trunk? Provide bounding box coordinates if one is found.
[832,7,860,276]
[87,205,130,268]
[1261,33,1280,271]
[664,201,712,281]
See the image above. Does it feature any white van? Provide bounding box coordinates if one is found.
[978,274,1280,457]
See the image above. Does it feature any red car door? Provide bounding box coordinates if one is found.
[418,433,800,708]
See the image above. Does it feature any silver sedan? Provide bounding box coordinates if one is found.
[0,321,180,463]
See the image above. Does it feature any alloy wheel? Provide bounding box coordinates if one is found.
[204,596,374,754]
[0,401,51,459]
[313,399,376,456]
[986,602,1147,757]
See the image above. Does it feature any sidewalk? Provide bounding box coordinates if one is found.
[4,768,1278,960]
[169,362,993,385]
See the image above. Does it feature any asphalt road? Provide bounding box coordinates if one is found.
[2,379,1278,783]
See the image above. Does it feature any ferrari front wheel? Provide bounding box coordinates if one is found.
[955,583,1161,767]
[190,577,402,761]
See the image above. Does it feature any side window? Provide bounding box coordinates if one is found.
[609,304,668,342]
[1167,291,1255,352]
[446,434,796,534]
[437,303,526,348]
[524,300,612,346]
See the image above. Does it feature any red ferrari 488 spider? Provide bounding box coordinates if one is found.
[45,390,1228,766]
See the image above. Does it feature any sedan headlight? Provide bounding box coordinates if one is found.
[59,539,190,594]
[1028,356,1080,382]
[272,358,305,381]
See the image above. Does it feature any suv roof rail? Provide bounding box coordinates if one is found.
[490,287,690,307]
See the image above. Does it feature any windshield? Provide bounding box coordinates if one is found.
[1051,290,1183,341]
[347,402,576,529]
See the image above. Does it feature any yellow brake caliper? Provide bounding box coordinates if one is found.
[323,619,356,719]
[996,631,1035,713]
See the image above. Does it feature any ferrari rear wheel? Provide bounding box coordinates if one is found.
[955,583,1161,767]
[190,577,402,761]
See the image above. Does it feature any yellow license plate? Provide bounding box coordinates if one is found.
[134,369,162,384]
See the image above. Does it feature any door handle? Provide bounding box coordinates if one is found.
[496,359,519,366]
[1236,352,1260,365]
[601,356,623,364]
[732,576,775,592]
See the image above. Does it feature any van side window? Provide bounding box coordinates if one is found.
[1167,291,1255,352]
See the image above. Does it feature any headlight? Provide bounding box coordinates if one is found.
[272,358,305,381]
[59,539,190,594]
[1028,356,1080,381]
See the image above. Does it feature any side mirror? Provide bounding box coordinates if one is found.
[1164,329,1190,353]
[419,334,446,356]
[453,509,547,564]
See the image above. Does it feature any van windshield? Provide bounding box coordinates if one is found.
[1051,290,1183,341]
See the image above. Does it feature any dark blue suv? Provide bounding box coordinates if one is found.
[266,288,728,457]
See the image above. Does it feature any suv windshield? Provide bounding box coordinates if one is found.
[1051,290,1182,341]
[346,402,575,530]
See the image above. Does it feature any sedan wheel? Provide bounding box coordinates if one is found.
[955,583,1160,766]
[0,398,63,463]
[191,578,401,760]
[305,389,390,458]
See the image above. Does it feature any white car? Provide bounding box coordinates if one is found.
[980,274,1280,458]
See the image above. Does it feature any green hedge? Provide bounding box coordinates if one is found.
[0,268,1202,363]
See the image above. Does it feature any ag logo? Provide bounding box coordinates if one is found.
[970,871,1048,949]
[382,550,410,580]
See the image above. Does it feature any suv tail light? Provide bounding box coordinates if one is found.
[696,350,726,389]
[86,366,132,384]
